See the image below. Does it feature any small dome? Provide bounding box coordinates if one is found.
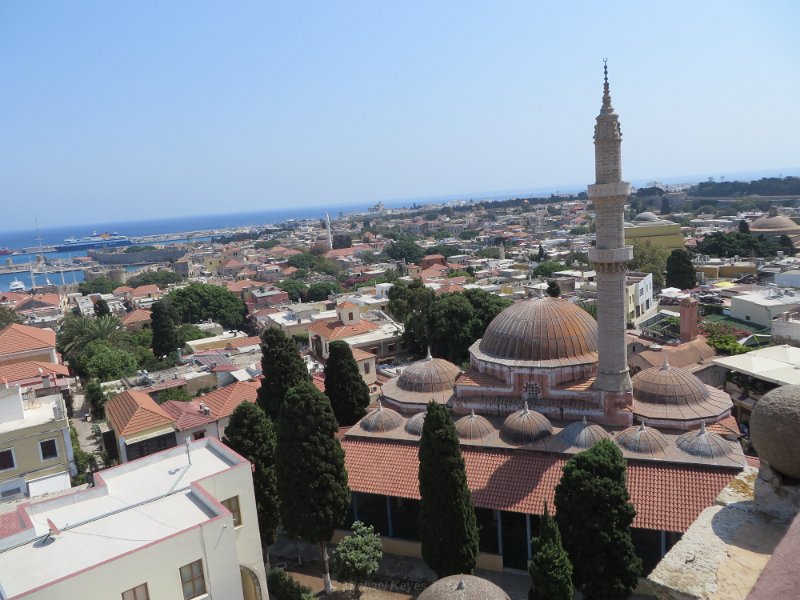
[476,297,598,365]
[750,384,800,478]
[381,351,461,408]
[500,402,552,445]
[676,422,734,460]
[634,211,660,222]
[418,575,510,600]
[559,416,611,449]
[615,423,670,457]
[455,410,494,442]
[405,411,426,436]
[359,401,403,433]
[632,358,732,424]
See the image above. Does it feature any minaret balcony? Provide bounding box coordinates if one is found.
[588,246,633,264]
[588,182,631,198]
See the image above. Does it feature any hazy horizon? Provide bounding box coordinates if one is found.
[2,1,798,230]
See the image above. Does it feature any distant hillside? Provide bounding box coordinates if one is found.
[688,176,800,198]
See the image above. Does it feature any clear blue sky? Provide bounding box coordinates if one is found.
[1,1,798,230]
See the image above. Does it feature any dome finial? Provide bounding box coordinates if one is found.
[581,415,587,424]
[661,355,670,370]
[523,400,529,413]
[456,577,465,590]
[376,398,383,410]
[470,408,476,418]
[700,420,706,434]
[426,346,432,361]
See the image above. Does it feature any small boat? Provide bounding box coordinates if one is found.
[0,247,11,256]
[9,278,26,292]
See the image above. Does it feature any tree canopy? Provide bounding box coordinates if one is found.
[78,276,116,295]
[151,300,178,357]
[385,239,425,264]
[306,281,343,302]
[277,279,309,302]
[528,504,573,600]
[223,402,280,547]
[695,231,783,258]
[532,261,563,278]
[665,249,696,290]
[333,521,383,594]
[628,240,669,289]
[332,234,352,249]
[554,439,641,600]
[93,299,111,318]
[126,271,184,288]
[324,341,370,426]
[0,307,22,328]
[167,283,247,329]
[418,402,479,578]
[258,328,310,420]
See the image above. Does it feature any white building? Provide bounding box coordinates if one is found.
[626,271,656,325]
[730,289,800,329]
[0,437,268,600]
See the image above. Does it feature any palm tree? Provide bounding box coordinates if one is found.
[58,315,124,359]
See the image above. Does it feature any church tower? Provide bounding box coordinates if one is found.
[588,61,633,395]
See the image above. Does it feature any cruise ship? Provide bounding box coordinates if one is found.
[54,232,132,252]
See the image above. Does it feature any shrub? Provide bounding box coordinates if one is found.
[266,568,315,600]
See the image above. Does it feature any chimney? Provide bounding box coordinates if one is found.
[680,297,699,343]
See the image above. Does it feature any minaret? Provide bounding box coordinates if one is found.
[325,212,333,250]
[589,61,633,395]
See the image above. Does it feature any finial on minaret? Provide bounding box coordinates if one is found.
[601,58,614,114]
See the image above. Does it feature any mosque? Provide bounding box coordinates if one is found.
[340,65,746,572]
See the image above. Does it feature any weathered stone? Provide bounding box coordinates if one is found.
[750,384,800,479]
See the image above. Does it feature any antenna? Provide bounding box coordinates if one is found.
[185,436,192,466]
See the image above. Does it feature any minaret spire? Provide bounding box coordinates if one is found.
[601,58,614,114]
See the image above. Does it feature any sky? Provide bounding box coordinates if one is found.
[1,1,799,230]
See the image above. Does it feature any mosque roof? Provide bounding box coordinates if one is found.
[381,353,461,406]
[500,402,553,445]
[634,211,660,222]
[357,401,404,433]
[750,214,800,233]
[473,296,598,367]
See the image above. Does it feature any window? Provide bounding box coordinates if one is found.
[222,496,242,527]
[1,486,21,499]
[363,362,370,374]
[179,560,206,599]
[39,439,59,461]
[122,583,149,600]
[525,381,541,403]
[0,449,14,471]
[193,431,205,441]
[348,311,354,321]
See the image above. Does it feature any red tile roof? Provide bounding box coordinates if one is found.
[312,373,326,393]
[0,509,26,537]
[337,301,358,310]
[0,324,56,356]
[308,319,378,341]
[121,308,152,326]
[0,361,69,384]
[225,336,262,349]
[351,348,375,362]
[162,399,217,431]
[200,381,259,418]
[130,284,160,298]
[342,438,739,533]
[106,390,175,437]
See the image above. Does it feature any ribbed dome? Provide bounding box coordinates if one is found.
[632,358,732,424]
[418,574,510,600]
[559,417,611,449]
[455,410,494,442]
[750,214,800,233]
[500,402,553,445]
[676,422,734,460]
[616,423,670,457]
[359,401,403,433]
[405,411,426,436]
[634,211,660,222]
[398,354,461,394]
[477,297,598,365]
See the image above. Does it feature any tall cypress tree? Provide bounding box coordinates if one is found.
[324,341,370,426]
[93,299,111,318]
[665,248,696,290]
[222,403,280,553]
[276,382,350,595]
[418,401,479,578]
[528,503,572,600]
[258,328,310,420]
[151,300,178,358]
[554,439,641,600]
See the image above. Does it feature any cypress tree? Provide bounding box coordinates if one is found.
[276,382,350,595]
[324,341,370,426]
[222,403,280,552]
[258,328,310,420]
[665,248,696,291]
[151,300,178,358]
[93,299,111,318]
[418,401,479,578]
[546,280,561,298]
[554,439,641,600]
[528,503,572,600]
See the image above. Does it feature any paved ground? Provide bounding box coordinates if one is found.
[70,392,104,462]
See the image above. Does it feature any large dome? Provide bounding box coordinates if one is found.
[476,297,598,366]
[750,213,800,233]
[381,352,461,408]
[632,359,732,424]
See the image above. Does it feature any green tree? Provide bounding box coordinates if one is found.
[537,244,547,261]
[176,323,211,346]
[528,504,573,600]
[418,402,479,578]
[324,341,370,426]
[287,253,319,271]
[156,387,191,402]
[628,240,669,288]
[306,282,342,302]
[84,379,109,418]
[223,403,281,550]
[151,300,178,358]
[82,342,138,381]
[332,234,352,249]
[0,307,22,328]
[93,299,111,318]
[779,234,796,256]
[738,219,750,234]
[426,293,476,364]
[126,271,184,288]
[258,328,310,419]
[532,261,563,278]
[58,315,125,360]
[333,521,383,596]
[78,276,116,295]
[695,231,780,258]
[546,280,561,298]
[665,249,696,290]
[660,196,671,215]
[387,280,435,355]
[70,425,97,485]
[385,239,425,264]
[277,382,350,595]
[167,283,247,329]
[463,288,511,339]
[555,439,641,600]
[277,279,309,302]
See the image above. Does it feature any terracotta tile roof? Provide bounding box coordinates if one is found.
[324,246,361,259]
[226,279,255,293]
[162,399,217,431]
[199,381,259,418]
[282,266,299,276]
[707,414,741,438]
[121,308,152,326]
[312,373,326,393]
[435,282,465,296]
[308,319,378,341]
[106,390,175,437]
[342,438,739,532]
[337,301,358,310]
[0,324,56,356]
[225,336,262,349]
[130,284,160,298]
[351,348,375,362]
[457,368,508,388]
[15,293,61,310]
[113,286,135,295]
[0,510,26,537]
[0,361,69,384]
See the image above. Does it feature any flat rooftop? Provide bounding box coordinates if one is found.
[0,438,245,599]
[0,393,65,435]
